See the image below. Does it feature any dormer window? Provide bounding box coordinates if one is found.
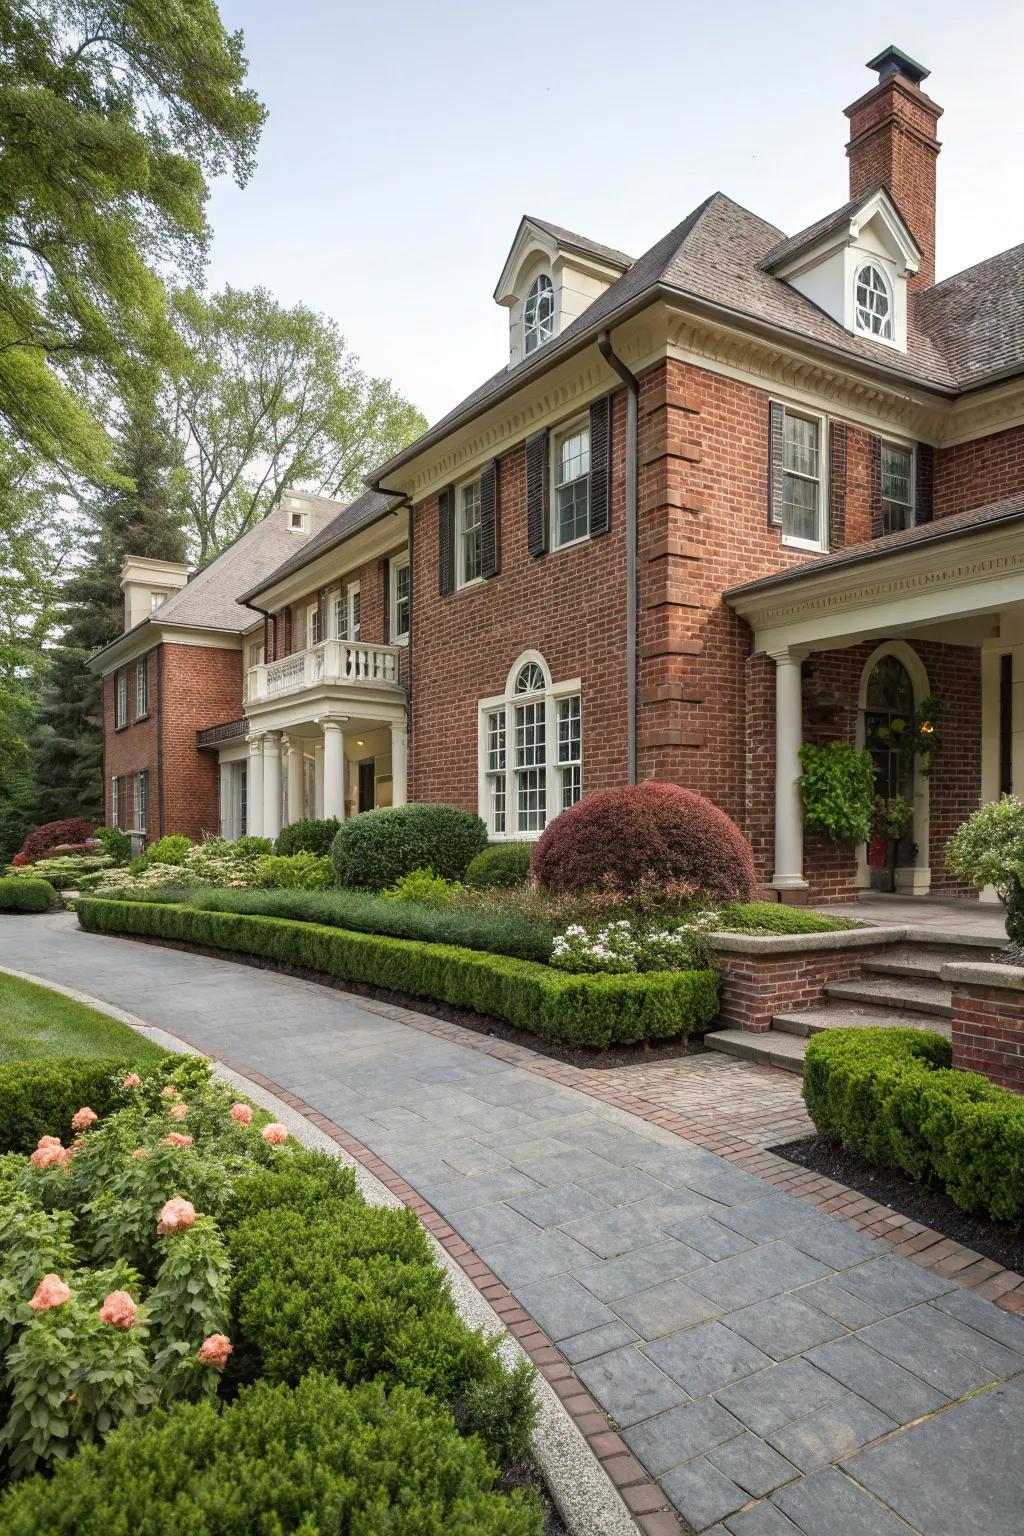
[854,262,893,339]
[524,273,554,354]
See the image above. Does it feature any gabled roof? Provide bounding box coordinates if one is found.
[237,488,400,604]
[758,186,920,274]
[725,489,1024,600]
[524,216,634,272]
[914,243,1024,390]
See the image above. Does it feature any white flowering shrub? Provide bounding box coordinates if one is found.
[550,915,716,974]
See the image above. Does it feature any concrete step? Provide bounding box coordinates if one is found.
[709,1028,807,1074]
[772,1003,952,1039]
[862,955,947,982]
[824,973,951,1018]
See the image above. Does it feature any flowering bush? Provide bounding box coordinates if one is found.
[947,795,1024,946]
[550,916,712,974]
[4,855,112,891]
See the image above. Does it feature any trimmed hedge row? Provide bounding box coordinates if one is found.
[804,1027,1024,1221]
[0,877,55,911]
[77,897,719,1048]
[0,1057,136,1152]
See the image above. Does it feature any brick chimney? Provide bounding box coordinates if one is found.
[845,47,942,292]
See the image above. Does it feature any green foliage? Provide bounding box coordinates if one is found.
[466,844,534,890]
[946,796,1024,943]
[92,828,132,865]
[332,803,488,890]
[0,878,54,912]
[78,898,720,1049]
[381,866,461,905]
[229,1200,537,1466]
[274,819,341,858]
[715,902,856,934]
[0,1373,542,1536]
[798,742,878,845]
[0,973,166,1070]
[253,852,333,890]
[222,1149,357,1231]
[4,856,111,891]
[231,835,273,858]
[803,1027,1024,1221]
[0,1058,157,1153]
[144,836,192,866]
[550,919,705,974]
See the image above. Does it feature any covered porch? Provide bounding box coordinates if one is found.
[727,495,1024,903]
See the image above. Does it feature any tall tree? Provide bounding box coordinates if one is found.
[0,0,265,481]
[31,395,187,823]
[168,286,426,560]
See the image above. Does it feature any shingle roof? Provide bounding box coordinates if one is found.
[725,490,1024,600]
[758,191,885,271]
[914,243,1024,389]
[237,489,399,603]
[524,216,634,272]
[151,497,340,632]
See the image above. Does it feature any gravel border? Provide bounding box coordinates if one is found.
[0,963,638,1536]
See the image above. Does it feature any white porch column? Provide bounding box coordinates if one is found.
[322,721,346,821]
[262,731,283,841]
[247,733,265,837]
[390,721,408,807]
[283,734,304,827]
[770,648,808,894]
[314,743,325,818]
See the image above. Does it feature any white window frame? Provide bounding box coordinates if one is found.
[305,599,322,648]
[550,416,592,550]
[477,650,583,841]
[135,658,148,718]
[778,403,828,553]
[880,440,916,536]
[523,271,555,355]
[390,554,410,641]
[150,590,167,612]
[853,260,894,341]
[116,670,128,728]
[136,770,148,834]
[331,582,361,642]
[456,476,483,589]
[111,775,119,829]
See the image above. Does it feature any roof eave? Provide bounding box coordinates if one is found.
[236,496,405,607]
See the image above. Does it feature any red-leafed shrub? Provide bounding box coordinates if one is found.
[40,841,100,859]
[10,852,29,867]
[531,784,756,902]
[20,819,98,864]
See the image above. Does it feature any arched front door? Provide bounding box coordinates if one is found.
[863,654,915,891]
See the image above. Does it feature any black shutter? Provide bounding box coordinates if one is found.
[480,459,499,578]
[869,434,883,539]
[828,420,847,551]
[526,429,548,557]
[768,401,785,527]
[438,486,455,596]
[589,396,612,537]
[915,443,934,525]
[382,558,391,641]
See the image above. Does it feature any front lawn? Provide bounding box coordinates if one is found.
[0,972,166,1066]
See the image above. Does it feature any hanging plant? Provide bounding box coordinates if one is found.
[876,695,941,778]
[876,793,914,843]
[798,742,878,845]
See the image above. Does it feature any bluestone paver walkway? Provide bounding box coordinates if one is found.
[5,912,1024,1536]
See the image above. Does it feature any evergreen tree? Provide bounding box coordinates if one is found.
[32,402,187,823]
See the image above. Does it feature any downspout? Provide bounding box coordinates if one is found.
[597,330,640,785]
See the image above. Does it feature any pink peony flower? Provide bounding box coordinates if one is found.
[37,1135,62,1149]
[131,1147,149,1159]
[160,1132,193,1148]
[167,1102,188,1122]
[98,1290,138,1329]
[229,1103,253,1126]
[122,1073,142,1089]
[29,1274,71,1311]
[71,1107,97,1132]
[161,1085,179,1098]
[197,1333,233,1369]
[261,1122,288,1145]
[156,1197,196,1234]
[30,1139,70,1171]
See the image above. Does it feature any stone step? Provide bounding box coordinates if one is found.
[862,955,947,982]
[709,1028,807,1074]
[772,1003,952,1039]
[824,973,951,1018]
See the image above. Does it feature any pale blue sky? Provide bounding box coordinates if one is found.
[207,0,1023,426]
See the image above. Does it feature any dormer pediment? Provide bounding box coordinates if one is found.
[494,216,632,369]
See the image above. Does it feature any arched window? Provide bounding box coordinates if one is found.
[479,652,581,837]
[854,262,893,339]
[524,273,554,354]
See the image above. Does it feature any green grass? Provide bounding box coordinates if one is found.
[0,972,166,1066]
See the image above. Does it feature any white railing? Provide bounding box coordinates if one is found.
[248,639,400,704]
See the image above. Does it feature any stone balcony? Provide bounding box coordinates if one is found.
[244,639,403,706]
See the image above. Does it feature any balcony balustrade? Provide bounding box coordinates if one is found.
[246,638,401,705]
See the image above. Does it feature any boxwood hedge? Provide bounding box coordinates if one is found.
[803,1026,1024,1221]
[0,876,56,912]
[331,803,488,889]
[77,897,719,1049]
[0,1056,141,1152]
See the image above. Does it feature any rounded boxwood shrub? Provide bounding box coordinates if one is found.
[331,804,488,890]
[531,784,756,901]
[0,1056,139,1152]
[0,1374,541,1536]
[466,843,533,890]
[275,817,341,857]
[0,876,56,912]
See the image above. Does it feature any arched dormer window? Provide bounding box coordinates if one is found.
[854,262,893,340]
[524,273,554,354]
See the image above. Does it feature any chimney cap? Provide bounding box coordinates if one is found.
[866,45,930,86]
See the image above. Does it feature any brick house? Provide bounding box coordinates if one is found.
[93,47,1024,903]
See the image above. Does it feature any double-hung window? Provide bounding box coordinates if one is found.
[136,771,148,833]
[552,420,590,547]
[781,409,824,549]
[111,776,120,829]
[116,670,128,728]
[390,556,410,640]
[135,659,148,717]
[881,442,915,534]
[458,479,482,586]
[306,600,322,646]
[479,655,582,839]
[333,584,360,642]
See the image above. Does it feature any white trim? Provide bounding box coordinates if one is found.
[478,651,583,841]
[853,259,895,343]
[549,414,591,551]
[880,438,916,534]
[854,642,932,893]
[775,401,829,553]
[455,473,483,589]
[389,552,410,641]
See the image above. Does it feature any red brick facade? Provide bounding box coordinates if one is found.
[950,978,1024,1091]
[715,939,898,1032]
[846,70,942,292]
